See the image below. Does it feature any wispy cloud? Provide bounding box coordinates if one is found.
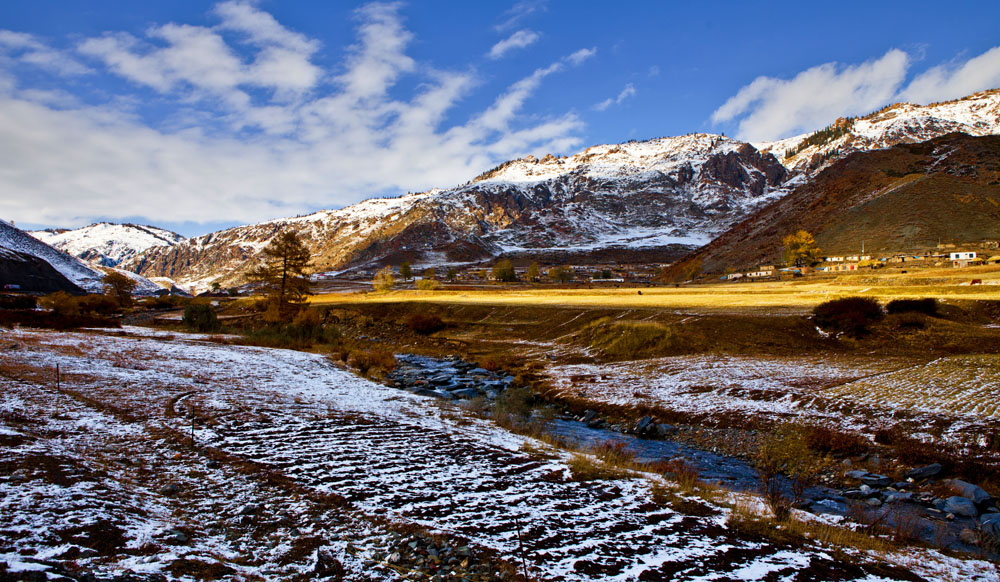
[566,47,596,66]
[594,82,636,111]
[496,1,546,32]
[0,1,588,228]
[712,45,1000,141]
[488,29,539,60]
[0,30,91,76]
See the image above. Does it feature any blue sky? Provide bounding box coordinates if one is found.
[2,1,999,237]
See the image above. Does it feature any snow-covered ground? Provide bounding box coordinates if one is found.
[545,353,999,443]
[1,328,995,581]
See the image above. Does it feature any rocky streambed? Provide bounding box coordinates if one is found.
[383,353,1000,560]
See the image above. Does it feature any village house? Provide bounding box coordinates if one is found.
[950,251,982,268]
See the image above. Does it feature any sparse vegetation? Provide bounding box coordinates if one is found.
[372,266,396,292]
[406,313,445,334]
[492,259,517,283]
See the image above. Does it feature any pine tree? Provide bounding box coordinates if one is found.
[492,259,517,282]
[102,271,137,307]
[399,262,412,280]
[250,230,312,316]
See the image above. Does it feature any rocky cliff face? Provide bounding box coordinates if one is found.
[127,134,790,290]
[31,223,185,267]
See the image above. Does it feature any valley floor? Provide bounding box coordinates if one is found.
[2,327,997,581]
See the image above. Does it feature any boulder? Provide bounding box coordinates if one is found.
[861,474,893,488]
[845,470,869,480]
[656,423,678,436]
[450,388,482,399]
[159,483,180,496]
[882,491,912,504]
[959,528,979,545]
[810,499,848,516]
[947,479,991,505]
[981,513,1000,538]
[468,368,489,376]
[905,463,942,481]
[582,410,598,423]
[943,496,978,517]
[634,416,653,434]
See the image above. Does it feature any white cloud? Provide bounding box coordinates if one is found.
[566,47,596,66]
[712,49,909,141]
[496,1,545,32]
[713,45,1000,142]
[594,82,636,111]
[488,30,539,60]
[900,46,1000,104]
[0,2,586,229]
[647,65,660,77]
[0,30,91,76]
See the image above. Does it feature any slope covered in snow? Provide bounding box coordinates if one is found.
[1,219,105,292]
[31,222,185,267]
[757,89,1000,171]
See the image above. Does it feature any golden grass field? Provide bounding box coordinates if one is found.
[310,264,1000,311]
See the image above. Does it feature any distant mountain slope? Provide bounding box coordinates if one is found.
[688,133,1000,272]
[0,246,84,293]
[127,134,790,290]
[1,220,106,291]
[31,222,185,267]
[758,89,1000,172]
[1,220,163,294]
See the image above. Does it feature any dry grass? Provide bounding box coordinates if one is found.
[310,265,1000,312]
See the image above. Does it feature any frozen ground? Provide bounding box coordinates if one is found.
[545,353,1000,440]
[1,327,996,581]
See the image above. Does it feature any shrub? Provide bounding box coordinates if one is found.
[753,424,826,520]
[812,297,883,337]
[183,304,220,332]
[888,312,926,330]
[346,348,396,378]
[803,425,869,458]
[653,457,701,492]
[416,279,440,291]
[0,294,37,309]
[886,298,937,316]
[40,291,81,316]
[76,294,120,316]
[406,313,445,335]
[494,387,534,418]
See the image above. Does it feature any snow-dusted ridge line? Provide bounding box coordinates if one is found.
[31,222,186,268]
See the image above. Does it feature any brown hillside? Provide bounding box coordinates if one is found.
[690,133,1000,272]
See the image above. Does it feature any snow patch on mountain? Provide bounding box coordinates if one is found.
[31,222,185,267]
[757,89,1000,170]
[1,220,105,291]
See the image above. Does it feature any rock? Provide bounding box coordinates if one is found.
[315,549,345,577]
[959,528,979,545]
[159,483,180,496]
[845,470,869,480]
[882,491,912,504]
[388,552,402,564]
[865,497,882,507]
[861,474,893,488]
[238,503,260,516]
[502,375,516,384]
[980,513,1000,537]
[582,410,598,423]
[586,417,605,429]
[450,388,482,399]
[905,463,942,480]
[843,489,865,499]
[468,368,489,376]
[810,499,848,516]
[163,529,188,544]
[634,416,653,434]
[943,496,978,517]
[656,423,678,436]
[893,482,910,490]
[947,479,991,505]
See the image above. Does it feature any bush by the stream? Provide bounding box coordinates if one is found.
[406,313,445,335]
[183,304,220,333]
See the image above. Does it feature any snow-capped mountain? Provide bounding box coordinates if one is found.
[757,89,1000,171]
[2,220,163,294]
[2,219,106,292]
[31,222,185,267]
[126,88,1000,291]
[127,134,789,290]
